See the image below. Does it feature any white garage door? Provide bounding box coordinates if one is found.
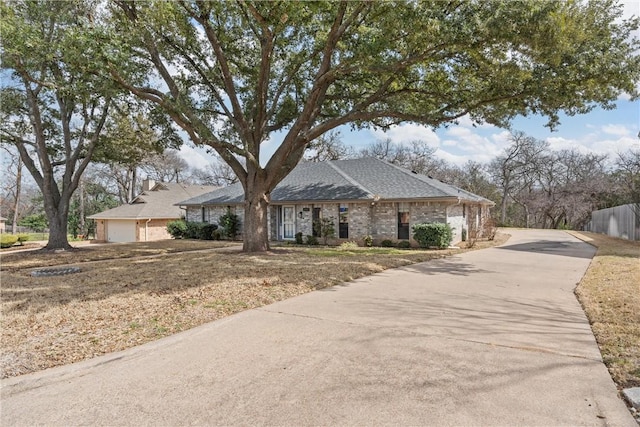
[107,220,136,243]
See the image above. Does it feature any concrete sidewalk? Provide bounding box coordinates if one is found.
[1,229,635,426]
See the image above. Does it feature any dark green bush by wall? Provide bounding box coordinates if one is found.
[412,223,453,249]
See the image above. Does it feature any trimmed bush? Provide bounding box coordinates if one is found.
[167,220,187,239]
[412,223,453,249]
[295,232,304,244]
[183,222,219,240]
[219,209,240,240]
[201,223,219,240]
[397,240,411,249]
[1,235,19,248]
[381,239,394,248]
[305,235,319,245]
[363,235,373,247]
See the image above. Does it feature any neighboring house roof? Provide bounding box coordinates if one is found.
[89,183,218,220]
[0,216,6,221]
[178,158,494,207]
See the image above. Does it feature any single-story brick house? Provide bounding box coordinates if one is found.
[178,158,494,245]
[89,180,217,243]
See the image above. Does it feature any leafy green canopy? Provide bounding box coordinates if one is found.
[106,0,639,185]
[0,0,124,249]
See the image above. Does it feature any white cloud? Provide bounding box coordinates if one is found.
[434,149,470,166]
[456,114,498,130]
[179,144,211,170]
[545,134,639,162]
[545,136,589,153]
[601,124,631,136]
[617,92,633,101]
[370,123,440,147]
[442,127,506,159]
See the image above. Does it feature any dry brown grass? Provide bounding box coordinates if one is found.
[569,231,640,389]
[0,233,509,379]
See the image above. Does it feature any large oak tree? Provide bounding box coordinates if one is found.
[106,0,639,251]
[0,1,121,249]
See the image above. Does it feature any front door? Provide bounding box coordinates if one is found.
[282,206,295,239]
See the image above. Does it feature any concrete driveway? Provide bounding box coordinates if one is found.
[1,229,635,426]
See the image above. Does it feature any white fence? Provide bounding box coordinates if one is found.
[584,204,639,241]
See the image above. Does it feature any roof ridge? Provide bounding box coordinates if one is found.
[326,160,375,199]
[376,158,463,197]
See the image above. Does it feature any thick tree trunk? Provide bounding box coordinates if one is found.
[45,209,72,250]
[500,188,508,225]
[12,156,22,234]
[79,180,86,237]
[242,187,270,252]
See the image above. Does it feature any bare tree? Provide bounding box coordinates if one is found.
[360,139,443,175]
[192,161,239,187]
[489,132,548,226]
[532,150,609,229]
[614,148,640,208]
[304,131,355,162]
[142,150,191,184]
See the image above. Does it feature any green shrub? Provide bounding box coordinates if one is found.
[295,232,304,245]
[184,222,202,239]
[177,222,220,240]
[363,235,373,247]
[167,220,187,239]
[412,223,453,249]
[381,239,394,247]
[202,223,219,240]
[16,234,30,245]
[219,209,240,240]
[397,240,411,249]
[305,235,319,245]
[1,235,18,248]
[338,241,359,251]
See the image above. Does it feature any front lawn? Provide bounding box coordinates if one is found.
[570,231,640,390]
[1,233,508,378]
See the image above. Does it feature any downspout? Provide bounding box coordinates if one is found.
[145,218,151,241]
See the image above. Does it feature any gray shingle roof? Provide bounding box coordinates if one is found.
[88,183,217,220]
[178,158,494,206]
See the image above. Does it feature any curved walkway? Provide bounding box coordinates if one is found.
[1,229,634,426]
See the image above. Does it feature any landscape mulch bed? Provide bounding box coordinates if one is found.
[1,235,508,379]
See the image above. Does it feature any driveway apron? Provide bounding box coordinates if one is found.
[1,229,635,426]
